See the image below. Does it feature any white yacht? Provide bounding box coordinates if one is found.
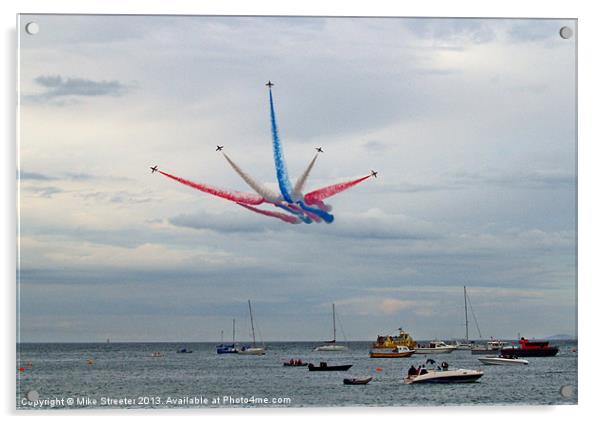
[314,304,348,351]
[414,341,457,354]
[237,300,266,356]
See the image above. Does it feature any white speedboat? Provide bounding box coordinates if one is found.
[404,368,484,384]
[414,341,456,354]
[478,356,529,366]
[404,359,483,384]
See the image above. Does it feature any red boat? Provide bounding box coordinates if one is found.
[500,337,559,357]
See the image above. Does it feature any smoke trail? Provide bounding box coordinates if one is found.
[275,203,312,224]
[222,153,280,202]
[158,171,265,205]
[297,201,334,223]
[268,88,294,202]
[293,153,318,200]
[304,175,371,204]
[312,199,332,212]
[287,203,322,223]
[237,203,301,224]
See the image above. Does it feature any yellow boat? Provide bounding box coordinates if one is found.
[372,328,417,349]
[369,346,415,358]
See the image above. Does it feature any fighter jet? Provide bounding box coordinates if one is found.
[150,165,158,173]
[216,145,224,151]
[315,147,324,153]
[265,80,274,87]
[370,170,378,178]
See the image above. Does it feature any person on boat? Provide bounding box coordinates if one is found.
[419,366,428,375]
[441,361,449,370]
[289,359,294,365]
[408,365,418,376]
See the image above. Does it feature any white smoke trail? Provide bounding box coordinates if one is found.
[222,153,280,202]
[293,153,318,200]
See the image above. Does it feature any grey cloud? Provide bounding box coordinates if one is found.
[23,186,63,198]
[507,20,572,43]
[169,208,440,241]
[27,75,129,103]
[451,170,575,189]
[19,171,57,181]
[403,18,496,45]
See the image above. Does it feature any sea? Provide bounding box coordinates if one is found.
[16,340,577,409]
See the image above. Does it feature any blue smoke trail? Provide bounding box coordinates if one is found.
[297,201,334,223]
[269,88,294,203]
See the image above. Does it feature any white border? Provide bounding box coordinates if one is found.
[3,1,599,423]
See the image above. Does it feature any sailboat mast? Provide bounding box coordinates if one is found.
[332,303,336,342]
[232,318,236,343]
[248,300,257,346]
[464,286,469,342]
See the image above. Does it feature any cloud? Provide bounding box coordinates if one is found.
[18,171,57,181]
[451,169,575,189]
[22,186,63,198]
[169,207,441,240]
[26,75,129,103]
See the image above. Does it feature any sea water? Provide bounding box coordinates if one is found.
[16,341,577,409]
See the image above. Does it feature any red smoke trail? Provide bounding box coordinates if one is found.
[159,171,265,205]
[304,175,371,204]
[237,203,300,224]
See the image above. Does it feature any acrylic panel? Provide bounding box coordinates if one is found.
[17,15,577,409]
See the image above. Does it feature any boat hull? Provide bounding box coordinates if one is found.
[478,357,529,365]
[237,347,266,355]
[405,369,484,384]
[344,376,372,385]
[471,348,501,355]
[314,345,347,351]
[308,363,353,371]
[216,344,238,354]
[500,347,558,357]
[369,350,414,358]
[414,347,455,354]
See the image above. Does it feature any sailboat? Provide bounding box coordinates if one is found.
[216,319,238,354]
[314,304,348,351]
[453,286,475,350]
[237,300,266,355]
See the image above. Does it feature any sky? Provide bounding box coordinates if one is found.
[17,15,576,342]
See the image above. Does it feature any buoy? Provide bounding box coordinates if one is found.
[375,367,382,372]
[18,367,25,372]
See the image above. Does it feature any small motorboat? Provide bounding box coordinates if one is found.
[414,341,456,354]
[151,352,164,358]
[404,359,483,384]
[343,376,372,385]
[405,368,484,384]
[478,355,529,366]
[308,362,353,371]
[471,339,507,355]
[176,347,193,353]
